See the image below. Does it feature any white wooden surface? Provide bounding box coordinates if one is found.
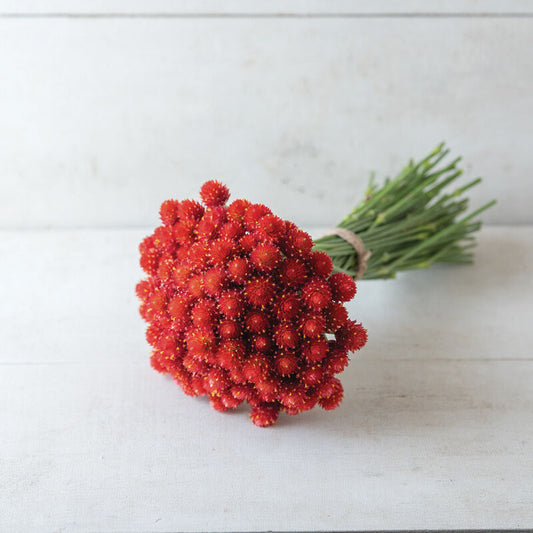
[1,0,532,15]
[1,225,533,532]
[0,6,532,228]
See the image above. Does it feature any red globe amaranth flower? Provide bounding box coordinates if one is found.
[200,180,230,207]
[137,181,367,427]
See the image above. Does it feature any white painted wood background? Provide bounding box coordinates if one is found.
[2,2,533,532]
[0,1,532,228]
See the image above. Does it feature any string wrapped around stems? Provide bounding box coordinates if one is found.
[313,143,496,280]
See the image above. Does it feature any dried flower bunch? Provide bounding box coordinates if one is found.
[136,180,367,427]
[137,144,495,427]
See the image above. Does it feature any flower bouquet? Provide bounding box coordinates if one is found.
[136,144,495,426]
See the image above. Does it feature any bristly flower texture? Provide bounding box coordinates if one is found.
[137,180,366,427]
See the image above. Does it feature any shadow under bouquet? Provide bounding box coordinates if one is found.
[136,144,495,426]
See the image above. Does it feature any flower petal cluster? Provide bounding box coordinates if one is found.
[137,180,367,426]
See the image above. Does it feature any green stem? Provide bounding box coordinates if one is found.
[313,144,496,280]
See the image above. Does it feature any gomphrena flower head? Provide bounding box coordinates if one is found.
[137,180,367,427]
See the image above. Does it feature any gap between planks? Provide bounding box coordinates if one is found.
[0,12,533,19]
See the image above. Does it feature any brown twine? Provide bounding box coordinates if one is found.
[321,227,372,281]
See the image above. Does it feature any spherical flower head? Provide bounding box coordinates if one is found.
[250,243,281,273]
[299,364,324,387]
[300,313,326,338]
[253,334,272,353]
[137,180,366,427]
[256,214,286,242]
[187,241,210,271]
[203,267,226,296]
[196,218,218,241]
[206,367,231,395]
[280,258,307,288]
[218,319,240,340]
[186,327,217,359]
[157,256,175,282]
[273,292,301,322]
[200,180,230,207]
[275,352,298,375]
[302,279,332,311]
[245,277,276,308]
[178,199,204,221]
[209,238,236,266]
[227,198,251,223]
[303,338,328,363]
[245,310,270,333]
[153,225,175,252]
[336,320,368,351]
[330,272,357,302]
[239,233,258,253]
[244,203,272,230]
[173,218,197,245]
[136,278,154,302]
[191,298,218,328]
[168,293,191,323]
[139,238,160,276]
[187,273,204,299]
[220,221,245,241]
[318,377,344,410]
[159,199,180,226]
[173,263,193,285]
[218,290,244,318]
[283,228,313,257]
[227,257,250,284]
[325,302,349,331]
[310,251,333,277]
[274,324,300,349]
[249,405,280,427]
[325,345,350,374]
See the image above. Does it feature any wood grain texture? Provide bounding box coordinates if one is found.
[1,0,532,15]
[2,359,532,531]
[1,226,533,531]
[0,16,530,228]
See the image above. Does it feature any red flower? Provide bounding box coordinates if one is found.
[318,377,344,410]
[302,279,332,311]
[159,199,180,226]
[245,310,270,333]
[209,238,236,266]
[203,267,226,295]
[275,352,298,375]
[191,299,217,328]
[178,199,204,221]
[310,251,334,277]
[200,180,230,207]
[218,290,244,318]
[227,198,251,223]
[330,272,357,302]
[227,256,250,283]
[280,258,308,288]
[244,203,272,230]
[218,319,240,340]
[137,181,366,426]
[273,292,301,322]
[256,214,286,242]
[250,243,281,272]
[274,324,300,349]
[245,277,276,308]
[249,404,280,427]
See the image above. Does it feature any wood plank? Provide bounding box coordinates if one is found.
[1,1,532,16]
[0,226,531,364]
[0,17,531,228]
[2,358,532,531]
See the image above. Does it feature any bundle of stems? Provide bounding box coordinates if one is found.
[313,144,496,280]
